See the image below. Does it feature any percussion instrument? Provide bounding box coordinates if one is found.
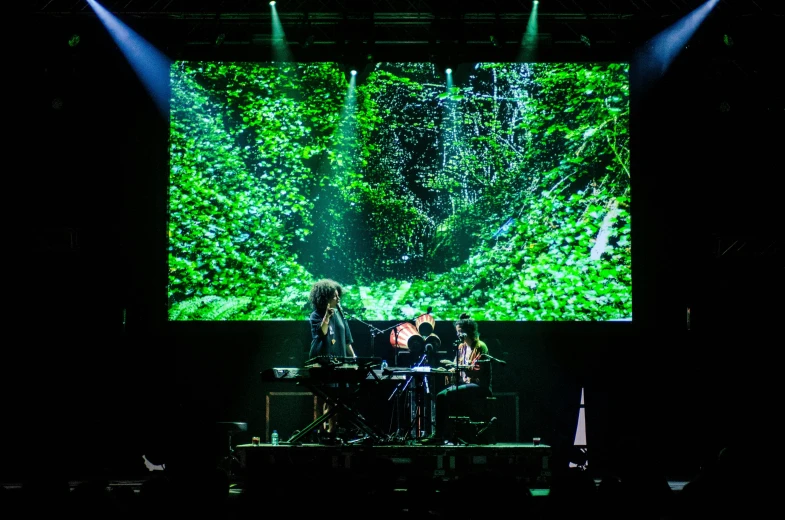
[389,322,426,355]
[424,333,441,351]
[415,313,435,336]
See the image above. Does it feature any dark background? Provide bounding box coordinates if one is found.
[10,2,781,483]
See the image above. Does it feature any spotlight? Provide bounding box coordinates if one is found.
[445,67,452,74]
[344,63,361,83]
[215,33,226,46]
[269,1,276,5]
[580,35,591,47]
[68,34,80,47]
[723,34,734,47]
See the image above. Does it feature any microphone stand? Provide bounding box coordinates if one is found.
[346,314,385,344]
[483,354,507,365]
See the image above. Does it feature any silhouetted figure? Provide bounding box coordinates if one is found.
[675,444,761,519]
[70,478,113,520]
[543,467,598,519]
[441,470,533,520]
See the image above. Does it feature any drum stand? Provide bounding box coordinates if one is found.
[405,371,432,441]
[387,353,433,443]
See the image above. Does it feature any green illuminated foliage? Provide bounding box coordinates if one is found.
[168,61,631,321]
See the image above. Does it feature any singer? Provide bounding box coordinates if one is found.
[308,278,356,444]
[421,313,492,445]
[308,278,356,359]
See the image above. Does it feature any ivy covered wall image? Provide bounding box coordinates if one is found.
[168,61,630,321]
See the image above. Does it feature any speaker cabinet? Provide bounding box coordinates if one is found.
[487,392,520,442]
[265,391,317,443]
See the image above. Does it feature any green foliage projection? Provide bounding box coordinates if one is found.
[168,61,631,321]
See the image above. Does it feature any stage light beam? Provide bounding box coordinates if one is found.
[270,1,293,62]
[85,0,171,120]
[518,0,539,62]
[633,0,720,90]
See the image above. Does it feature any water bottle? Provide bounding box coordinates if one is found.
[381,360,388,371]
[271,430,279,446]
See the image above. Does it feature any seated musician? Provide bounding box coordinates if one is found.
[308,278,356,443]
[421,313,492,445]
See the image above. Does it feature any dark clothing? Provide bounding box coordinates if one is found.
[470,353,493,394]
[433,340,493,442]
[309,309,354,359]
[434,383,492,442]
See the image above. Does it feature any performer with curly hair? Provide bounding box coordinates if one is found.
[308,278,356,359]
[308,278,356,443]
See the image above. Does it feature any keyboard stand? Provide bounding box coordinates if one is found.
[286,379,389,445]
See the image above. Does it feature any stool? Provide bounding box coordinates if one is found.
[216,422,247,476]
[447,396,497,445]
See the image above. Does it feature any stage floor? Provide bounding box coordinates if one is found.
[235,441,553,488]
[0,442,693,495]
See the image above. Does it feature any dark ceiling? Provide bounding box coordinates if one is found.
[32,0,781,18]
[31,0,781,54]
[28,1,783,262]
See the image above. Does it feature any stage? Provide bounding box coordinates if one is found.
[235,442,552,488]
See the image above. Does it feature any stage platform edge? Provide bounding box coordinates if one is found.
[236,442,552,487]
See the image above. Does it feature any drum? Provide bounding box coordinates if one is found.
[415,313,435,336]
[389,322,425,356]
[424,333,441,352]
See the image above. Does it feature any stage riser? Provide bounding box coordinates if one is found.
[237,445,551,487]
[264,389,522,444]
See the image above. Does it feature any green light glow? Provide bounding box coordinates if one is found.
[167,61,631,321]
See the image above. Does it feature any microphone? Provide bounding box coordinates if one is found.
[426,306,433,314]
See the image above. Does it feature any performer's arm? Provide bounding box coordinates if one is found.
[320,307,335,335]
